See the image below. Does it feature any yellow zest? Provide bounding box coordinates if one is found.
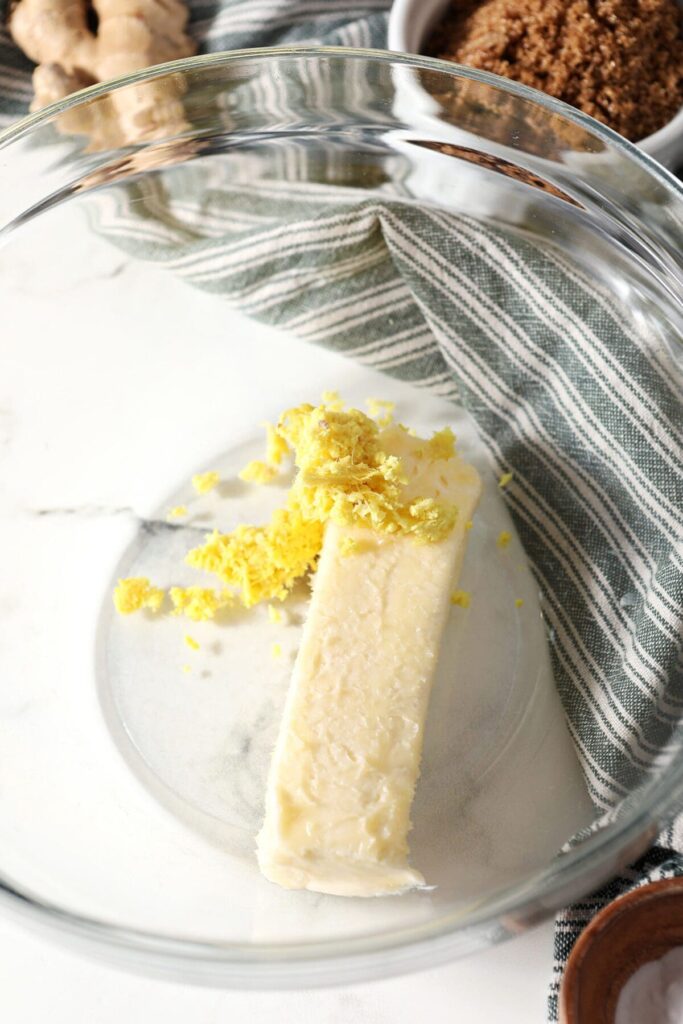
[465,520,473,530]
[184,634,200,651]
[426,427,456,461]
[320,390,344,411]
[499,471,514,488]
[187,509,323,609]
[186,403,460,609]
[279,404,457,543]
[113,577,164,615]
[170,586,233,621]
[168,505,187,519]
[272,643,282,659]
[497,531,512,549]
[182,664,191,674]
[239,460,277,484]
[366,398,395,427]
[398,423,417,437]
[340,536,377,558]
[192,471,220,495]
[240,424,290,485]
[515,598,524,608]
[116,400,463,620]
[264,422,290,467]
[339,536,358,557]
[268,604,283,624]
[450,589,471,608]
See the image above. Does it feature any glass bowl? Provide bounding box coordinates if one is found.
[0,48,681,988]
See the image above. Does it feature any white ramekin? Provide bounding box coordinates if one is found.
[388,0,683,170]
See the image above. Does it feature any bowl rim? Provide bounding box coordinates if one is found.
[1,43,683,199]
[1,45,682,985]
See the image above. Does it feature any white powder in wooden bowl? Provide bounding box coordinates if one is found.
[616,947,683,1024]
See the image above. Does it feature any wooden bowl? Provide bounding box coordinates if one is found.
[559,876,683,1023]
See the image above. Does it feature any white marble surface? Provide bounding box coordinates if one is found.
[0,201,567,1022]
[0,912,555,1023]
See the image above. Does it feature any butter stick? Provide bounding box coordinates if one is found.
[257,430,482,897]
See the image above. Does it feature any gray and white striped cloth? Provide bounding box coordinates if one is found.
[1,2,682,1019]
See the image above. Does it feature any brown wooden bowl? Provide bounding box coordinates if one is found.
[559,876,683,1023]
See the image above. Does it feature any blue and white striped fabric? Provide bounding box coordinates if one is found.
[1,2,682,1019]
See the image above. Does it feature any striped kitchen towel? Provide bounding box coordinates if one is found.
[549,842,683,1019]
[1,2,682,1019]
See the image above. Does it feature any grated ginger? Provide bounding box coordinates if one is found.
[340,536,375,557]
[426,427,456,461]
[113,577,165,614]
[170,586,233,621]
[239,460,277,485]
[339,536,358,557]
[366,398,395,427]
[238,422,291,485]
[320,390,344,411]
[187,402,460,608]
[187,509,323,609]
[279,404,457,541]
[268,604,284,624]
[264,422,290,467]
[192,471,220,495]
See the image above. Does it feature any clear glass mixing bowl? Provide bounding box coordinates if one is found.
[0,48,681,988]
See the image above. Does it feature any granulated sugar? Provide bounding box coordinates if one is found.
[616,947,683,1024]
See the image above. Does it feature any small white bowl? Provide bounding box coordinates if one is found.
[388,0,683,170]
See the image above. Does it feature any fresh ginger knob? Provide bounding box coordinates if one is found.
[9,0,196,145]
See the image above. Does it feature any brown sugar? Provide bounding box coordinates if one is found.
[426,0,683,141]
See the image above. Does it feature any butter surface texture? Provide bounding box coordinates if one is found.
[257,429,482,896]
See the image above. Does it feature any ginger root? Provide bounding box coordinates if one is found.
[10,0,196,146]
